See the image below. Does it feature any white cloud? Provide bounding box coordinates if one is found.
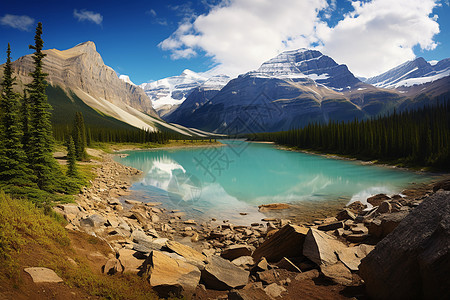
[147,9,157,17]
[0,14,34,31]
[73,9,103,25]
[161,0,328,76]
[318,0,440,77]
[161,0,441,78]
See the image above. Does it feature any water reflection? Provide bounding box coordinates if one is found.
[116,141,430,224]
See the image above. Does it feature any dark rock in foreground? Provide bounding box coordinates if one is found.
[360,191,450,300]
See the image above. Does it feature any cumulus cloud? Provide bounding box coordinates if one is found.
[161,0,328,76]
[318,0,440,77]
[0,14,34,31]
[73,9,103,25]
[160,0,441,78]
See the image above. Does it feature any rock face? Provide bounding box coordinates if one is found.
[9,41,157,117]
[359,191,450,300]
[252,224,309,263]
[202,255,249,290]
[144,251,201,298]
[303,228,347,266]
[24,267,63,283]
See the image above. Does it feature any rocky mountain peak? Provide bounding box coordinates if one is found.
[244,48,360,90]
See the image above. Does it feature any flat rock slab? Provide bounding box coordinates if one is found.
[24,267,63,283]
[202,255,249,290]
[320,262,353,286]
[221,245,255,261]
[165,240,206,266]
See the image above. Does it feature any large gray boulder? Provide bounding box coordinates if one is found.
[202,255,249,290]
[359,191,450,300]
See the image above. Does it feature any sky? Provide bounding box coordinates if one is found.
[0,0,449,84]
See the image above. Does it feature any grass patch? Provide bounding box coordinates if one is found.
[0,192,157,299]
[89,139,222,153]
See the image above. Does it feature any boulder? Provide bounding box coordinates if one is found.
[221,245,255,261]
[228,286,269,300]
[24,267,63,283]
[165,240,206,266]
[144,251,200,298]
[377,200,391,214]
[336,244,375,271]
[303,228,347,266]
[232,256,254,269]
[103,257,124,275]
[318,221,344,231]
[118,249,144,274]
[432,179,450,192]
[80,214,106,228]
[360,191,450,300]
[275,257,301,272]
[131,229,152,244]
[368,211,409,239]
[320,262,353,285]
[264,283,286,298]
[346,201,367,214]
[336,209,356,221]
[202,255,249,290]
[294,269,320,281]
[367,194,390,207]
[252,224,309,262]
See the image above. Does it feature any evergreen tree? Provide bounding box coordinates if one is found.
[66,135,78,177]
[21,88,31,152]
[0,43,35,186]
[72,112,87,160]
[26,22,62,191]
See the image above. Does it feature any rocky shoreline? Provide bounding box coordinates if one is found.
[54,150,450,299]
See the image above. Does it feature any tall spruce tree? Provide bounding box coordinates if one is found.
[66,136,78,177]
[72,112,87,160]
[26,22,62,191]
[0,44,35,186]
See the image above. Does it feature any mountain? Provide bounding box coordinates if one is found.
[165,74,230,123]
[140,69,209,116]
[365,57,450,89]
[166,49,402,133]
[2,41,207,136]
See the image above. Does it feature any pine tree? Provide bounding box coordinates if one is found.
[66,135,78,177]
[72,112,87,160]
[0,43,35,186]
[26,22,62,191]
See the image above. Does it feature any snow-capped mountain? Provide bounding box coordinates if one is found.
[366,57,450,89]
[246,49,360,90]
[166,49,403,133]
[165,74,230,123]
[119,74,135,86]
[140,69,209,114]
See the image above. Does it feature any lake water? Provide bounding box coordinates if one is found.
[115,140,431,225]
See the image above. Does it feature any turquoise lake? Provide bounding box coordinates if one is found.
[115,140,431,225]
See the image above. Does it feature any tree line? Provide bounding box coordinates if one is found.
[248,102,450,169]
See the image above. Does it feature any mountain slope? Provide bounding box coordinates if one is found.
[366,57,450,89]
[167,49,403,133]
[1,41,209,136]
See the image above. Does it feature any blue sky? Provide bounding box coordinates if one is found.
[1,0,449,84]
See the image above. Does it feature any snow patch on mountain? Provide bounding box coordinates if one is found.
[140,69,209,110]
[119,75,135,86]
